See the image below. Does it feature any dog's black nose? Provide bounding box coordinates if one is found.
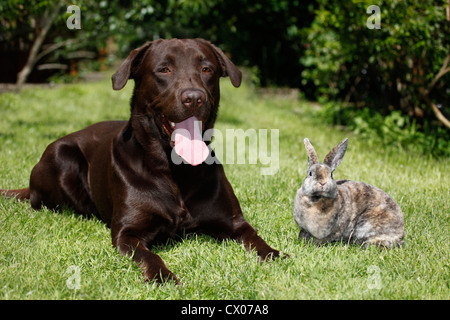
[181,89,205,109]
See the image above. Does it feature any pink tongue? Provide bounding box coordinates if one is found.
[173,116,209,166]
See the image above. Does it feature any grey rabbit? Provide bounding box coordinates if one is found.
[293,138,404,248]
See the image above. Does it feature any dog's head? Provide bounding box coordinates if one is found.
[112,38,241,137]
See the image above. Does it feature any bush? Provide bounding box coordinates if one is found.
[110,0,316,88]
[316,103,450,157]
[300,0,450,133]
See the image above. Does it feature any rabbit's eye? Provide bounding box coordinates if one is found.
[309,171,312,177]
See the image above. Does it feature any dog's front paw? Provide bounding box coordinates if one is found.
[259,248,290,261]
[144,268,180,285]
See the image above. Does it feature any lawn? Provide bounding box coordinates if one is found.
[0,75,448,300]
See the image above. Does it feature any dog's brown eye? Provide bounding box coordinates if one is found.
[202,67,212,73]
[160,67,171,73]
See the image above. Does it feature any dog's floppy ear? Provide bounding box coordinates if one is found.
[214,45,242,88]
[112,42,152,90]
[199,39,242,88]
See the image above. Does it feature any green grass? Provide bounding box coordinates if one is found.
[0,75,449,299]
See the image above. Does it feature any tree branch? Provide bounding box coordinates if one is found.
[419,53,450,129]
[447,0,450,22]
[16,2,64,90]
[422,94,450,129]
[418,1,450,129]
[35,39,77,62]
[424,54,450,96]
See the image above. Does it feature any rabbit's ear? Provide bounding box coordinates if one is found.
[304,138,319,167]
[324,138,348,171]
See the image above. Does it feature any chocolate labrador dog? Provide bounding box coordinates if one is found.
[1,38,280,284]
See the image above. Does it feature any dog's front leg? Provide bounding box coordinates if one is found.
[232,216,280,261]
[112,225,180,284]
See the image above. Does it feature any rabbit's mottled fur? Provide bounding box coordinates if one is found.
[293,138,404,248]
